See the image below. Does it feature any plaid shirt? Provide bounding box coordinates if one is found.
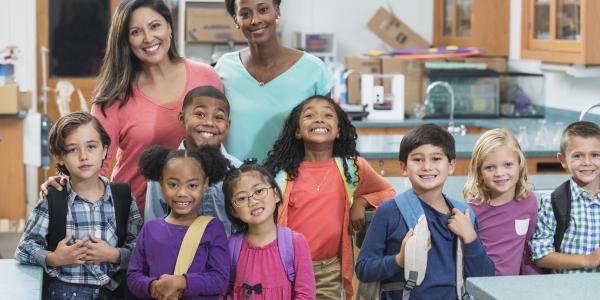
[530,178,600,273]
[15,177,142,289]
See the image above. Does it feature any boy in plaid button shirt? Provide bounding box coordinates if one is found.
[15,112,142,299]
[531,121,600,273]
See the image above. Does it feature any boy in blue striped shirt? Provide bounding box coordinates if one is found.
[15,111,142,299]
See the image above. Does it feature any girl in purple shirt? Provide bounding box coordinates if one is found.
[464,128,541,276]
[128,145,230,299]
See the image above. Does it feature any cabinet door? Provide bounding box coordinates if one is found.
[442,0,454,37]
[528,0,582,52]
[0,119,25,220]
[555,0,581,41]
[441,0,472,38]
[456,0,472,37]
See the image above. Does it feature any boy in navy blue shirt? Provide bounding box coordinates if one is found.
[356,124,494,299]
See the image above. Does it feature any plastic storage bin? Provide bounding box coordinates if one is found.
[424,69,500,118]
[499,73,545,118]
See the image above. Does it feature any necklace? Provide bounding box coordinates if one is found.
[305,165,333,192]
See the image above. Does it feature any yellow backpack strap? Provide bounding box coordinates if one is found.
[334,157,358,206]
[174,216,214,275]
[274,170,288,193]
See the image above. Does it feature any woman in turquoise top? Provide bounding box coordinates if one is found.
[215,0,334,161]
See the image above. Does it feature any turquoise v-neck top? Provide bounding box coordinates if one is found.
[215,51,334,161]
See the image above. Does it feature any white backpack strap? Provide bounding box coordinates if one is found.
[393,190,429,297]
[456,238,468,300]
[403,215,429,290]
[449,198,474,300]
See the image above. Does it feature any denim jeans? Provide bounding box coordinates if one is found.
[47,280,115,300]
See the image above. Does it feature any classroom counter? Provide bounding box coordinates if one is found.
[0,259,43,299]
[351,109,596,176]
[467,273,600,300]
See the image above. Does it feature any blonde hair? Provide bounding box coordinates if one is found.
[464,128,531,204]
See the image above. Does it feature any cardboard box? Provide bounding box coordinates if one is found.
[344,56,382,104]
[0,84,19,114]
[186,7,245,43]
[446,57,507,73]
[367,7,429,50]
[19,91,32,111]
[380,58,430,115]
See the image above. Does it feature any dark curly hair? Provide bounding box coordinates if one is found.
[222,163,283,232]
[225,0,282,17]
[264,95,360,185]
[138,144,229,186]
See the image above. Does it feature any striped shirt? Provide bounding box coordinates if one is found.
[15,177,142,289]
[530,178,600,273]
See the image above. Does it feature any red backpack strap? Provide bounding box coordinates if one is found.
[277,225,295,282]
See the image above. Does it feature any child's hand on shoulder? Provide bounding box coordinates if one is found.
[150,274,186,300]
[46,234,88,267]
[84,235,120,264]
[448,208,477,244]
[350,197,369,232]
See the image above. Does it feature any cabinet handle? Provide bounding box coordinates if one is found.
[379,160,385,176]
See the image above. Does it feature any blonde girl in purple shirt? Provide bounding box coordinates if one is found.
[464,128,541,275]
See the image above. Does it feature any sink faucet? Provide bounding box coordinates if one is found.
[580,102,600,121]
[425,81,462,134]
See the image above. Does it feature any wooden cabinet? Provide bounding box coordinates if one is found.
[521,0,600,64]
[433,0,510,56]
[367,156,562,177]
[0,118,25,221]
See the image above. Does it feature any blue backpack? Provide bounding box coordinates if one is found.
[228,225,295,285]
[356,189,475,300]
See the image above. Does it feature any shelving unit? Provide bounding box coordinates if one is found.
[176,0,244,63]
[293,32,336,62]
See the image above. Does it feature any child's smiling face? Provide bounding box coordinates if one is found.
[479,146,520,201]
[558,136,600,191]
[161,157,208,220]
[179,96,230,149]
[230,171,279,226]
[295,98,340,145]
[401,144,455,194]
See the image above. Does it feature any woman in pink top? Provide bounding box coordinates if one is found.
[223,163,315,300]
[465,128,540,275]
[42,0,223,215]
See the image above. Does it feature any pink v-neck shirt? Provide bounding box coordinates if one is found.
[91,59,223,214]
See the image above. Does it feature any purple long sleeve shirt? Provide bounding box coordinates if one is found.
[127,218,230,299]
[469,192,540,276]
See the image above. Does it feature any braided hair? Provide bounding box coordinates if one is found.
[264,95,360,184]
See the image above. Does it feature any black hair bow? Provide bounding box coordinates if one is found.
[242,158,258,165]
[241,283,262,299]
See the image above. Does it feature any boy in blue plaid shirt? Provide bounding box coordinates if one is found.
[15,111,142,299]
[531,121,600,273]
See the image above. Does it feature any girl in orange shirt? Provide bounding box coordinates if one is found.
[265,95,395,299]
